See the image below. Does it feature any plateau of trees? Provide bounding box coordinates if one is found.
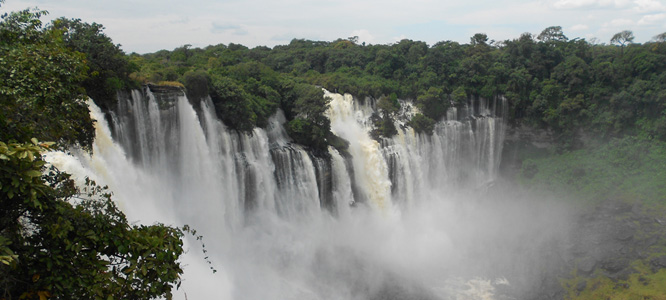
[127,28,666,148]
[2,0,665,296]
[1,5,187,299]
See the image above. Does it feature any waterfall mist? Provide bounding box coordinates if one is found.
[45,88,573,299]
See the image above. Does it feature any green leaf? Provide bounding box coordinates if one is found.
[26,170,42,178]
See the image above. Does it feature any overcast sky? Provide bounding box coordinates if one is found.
[2,0,665,53]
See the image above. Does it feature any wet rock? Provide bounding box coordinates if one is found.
[600,257,629,274]
[576,280,587,292]
[578,257,596,275]
[650,255,666,272]
[601,201,633,214]
[614,224,635,241]
[607,266,634,281]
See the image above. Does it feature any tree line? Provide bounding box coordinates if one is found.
[129,26,666,149]
[2,1,666,298]
[1,5,187,300]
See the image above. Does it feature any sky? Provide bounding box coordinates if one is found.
[1,0,665,54]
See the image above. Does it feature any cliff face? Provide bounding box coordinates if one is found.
[146,84,184,109]
[499,124,555,178]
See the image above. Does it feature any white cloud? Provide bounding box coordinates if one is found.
[211,23,248,36]
[392,34,408,43]
[633,0,666,13]
[553,0,632,9]
[638,13,666,25]
[2,0,662,53]
[570,24,590,31]
[553,0,597,9]
[607,18,635,26]
[350,29,376,45]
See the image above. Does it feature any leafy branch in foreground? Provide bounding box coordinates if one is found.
[1,141,187,300]
[0,7,196,299]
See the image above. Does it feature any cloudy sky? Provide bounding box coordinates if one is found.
[2,0,665,53]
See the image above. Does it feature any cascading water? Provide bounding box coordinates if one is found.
[46,87,569,300]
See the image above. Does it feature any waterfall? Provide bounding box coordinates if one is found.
[45,87,533,300]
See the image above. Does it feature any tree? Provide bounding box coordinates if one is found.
[209,74,257,132]
[0,141,185,300]
[286,84,332,151]
[407,113,435,135]
[50,18,134,110]
[1,8,187,299]
[416,87,449,121]
[537,26,568,42]
[611,30,635,46]
[654,32,666,43]
[0,8,94,150]
[376,94,400,137]
[470,33,489,46]
[377,93,400,115]
[452,86,467,106]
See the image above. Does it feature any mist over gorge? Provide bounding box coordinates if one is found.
[44,86,576,300]
[2,7,666,299]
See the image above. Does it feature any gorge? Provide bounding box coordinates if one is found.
[3,8,666,298]
[46,87,573,299]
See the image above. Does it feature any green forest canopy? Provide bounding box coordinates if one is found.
[2,2,666,297]
[127,27,666,148]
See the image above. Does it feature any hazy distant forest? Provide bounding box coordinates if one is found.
[2,1,666,298]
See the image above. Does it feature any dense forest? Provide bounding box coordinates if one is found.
[2,0,666,298]
[124,28,666,151]
[0,6,187,300]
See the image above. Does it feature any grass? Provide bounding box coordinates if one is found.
[563,261,666,300]
[517,136,666,209]
[520,136,666,299]
[155,81,185,88]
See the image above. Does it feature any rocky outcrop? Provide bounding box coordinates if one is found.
[146,84,184,109]
[530,200,666,299]
[567,200,666,278]
[499,125,555,178]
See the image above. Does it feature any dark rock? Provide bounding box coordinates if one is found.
[578,257,596,274]
[614,225,635,241]
[600,257,629,274]
[650,255,666,272]
[607,266,634,281]
[605,201,633,214]
[147,83,184,94]
[576,280,587,292]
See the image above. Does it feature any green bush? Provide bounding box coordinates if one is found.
[408,113,435,135]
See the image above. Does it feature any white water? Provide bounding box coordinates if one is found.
[45,88,569,300]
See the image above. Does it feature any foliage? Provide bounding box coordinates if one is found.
[182,70,209,101]
[416,87,450,121]
[209,74,258,132]
[50,18,135,110]
[286,118,329,151]
[537,26,568,42]
[563,261,666,299]
[283,84,331,150]
[407,113,435,135]
[518,136,666,208]
[377,93,400,115]
[611,30,635,46]
[0,8,94,151]
[0,141,185,300]
[156,81,185,88]
[0,8,187,299]
[655,32,666,43]
[376,94,400,137]
[124,25,666,147]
